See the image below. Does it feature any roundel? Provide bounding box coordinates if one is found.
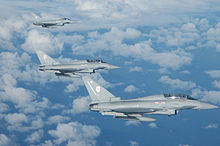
[43,54,47,61]
[96,86,101,93]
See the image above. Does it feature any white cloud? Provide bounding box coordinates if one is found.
[6,116,44,132]
[203,123,219,129]
[129,141,139,146]
[73,27,192,69]
[48,122,100,145]
[179,144,190,146]
[125,121,141,126]
[213,80,220,89]
[148,122,158,128]
[149,23,200,47]
[192,88,220,104]
[124,61,132,65]
[22,29,63,55]
[202,91,220,104]
[206,22,220,52]
[0,17,27,40]
[0,134,11,146]
[0,73,51,114]
[216,44,220,52]
[124,85,139,93]
[129,66,143,72]
[206,70,220,78]
[207,24,220,41]
[64,79,84,93]
[91,73,122,89]
[25,129,44,143]
[0,103,9,113]
[64,96,91,114]
[180,70,191,74]
[5,113,28,125]
[181,23,197,32]
[159,76,196,90]
[47,115,70,125]
[38,140,53,146]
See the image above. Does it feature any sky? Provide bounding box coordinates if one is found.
[0,0,220,146]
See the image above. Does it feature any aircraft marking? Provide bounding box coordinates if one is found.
[87,81,97,95]
[96,86,101,93]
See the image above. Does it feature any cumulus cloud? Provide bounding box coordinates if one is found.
[148,122,158,128]
[25,129,44,143]
[64,79,84,93]
[5,113,28,125]
[159,76,196,90]
[47,115,70,125]
[0,17,26,40]
[129,66,143,72]
[213,80,220,89]
[192,88,220,104]
[0,74,35,110]
[129,141,139,146]
[0,134,11,146]
[48,122,100,145]
[180,70,191,75]
[125,121,141,126]
[6,116,44,132]
[149,22,200,47]
[203,123,219,129]
[0,103,9,113]
[206,70,220,78]
[207,24,220,41]
[73,27,192,69]
[0,73,51,114]
[202,91,220,104]
[64,96,91,114]
[179,144,190,146]
[124,85,139,93]
[22,29,63,55]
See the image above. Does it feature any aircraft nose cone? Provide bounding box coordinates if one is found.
[109,65,120,69]
[200,102,219,109]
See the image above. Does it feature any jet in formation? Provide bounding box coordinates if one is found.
[33,18,76,28]
[82,76,218,122]
[36,50,119,78]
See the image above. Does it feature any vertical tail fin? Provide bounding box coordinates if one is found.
[36,50,59,65]
[82,76,119,103]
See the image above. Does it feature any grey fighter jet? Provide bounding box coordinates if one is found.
[36,50,119,78]
[33,18,76,28]
[82,76,218,122]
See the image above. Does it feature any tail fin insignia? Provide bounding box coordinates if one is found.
[82,76,119,103]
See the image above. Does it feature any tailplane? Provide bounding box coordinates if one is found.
[36,50,59,65]
[82,76,120,103]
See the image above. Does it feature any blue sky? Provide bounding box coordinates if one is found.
[0,0,220,146]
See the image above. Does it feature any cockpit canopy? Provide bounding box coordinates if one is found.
[86,59,106,63]
[62,18,70,20]
[164,93,196,100]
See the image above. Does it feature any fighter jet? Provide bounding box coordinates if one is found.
[82,76,218,122]
[36,50,119,78]
[33,18,76,28]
